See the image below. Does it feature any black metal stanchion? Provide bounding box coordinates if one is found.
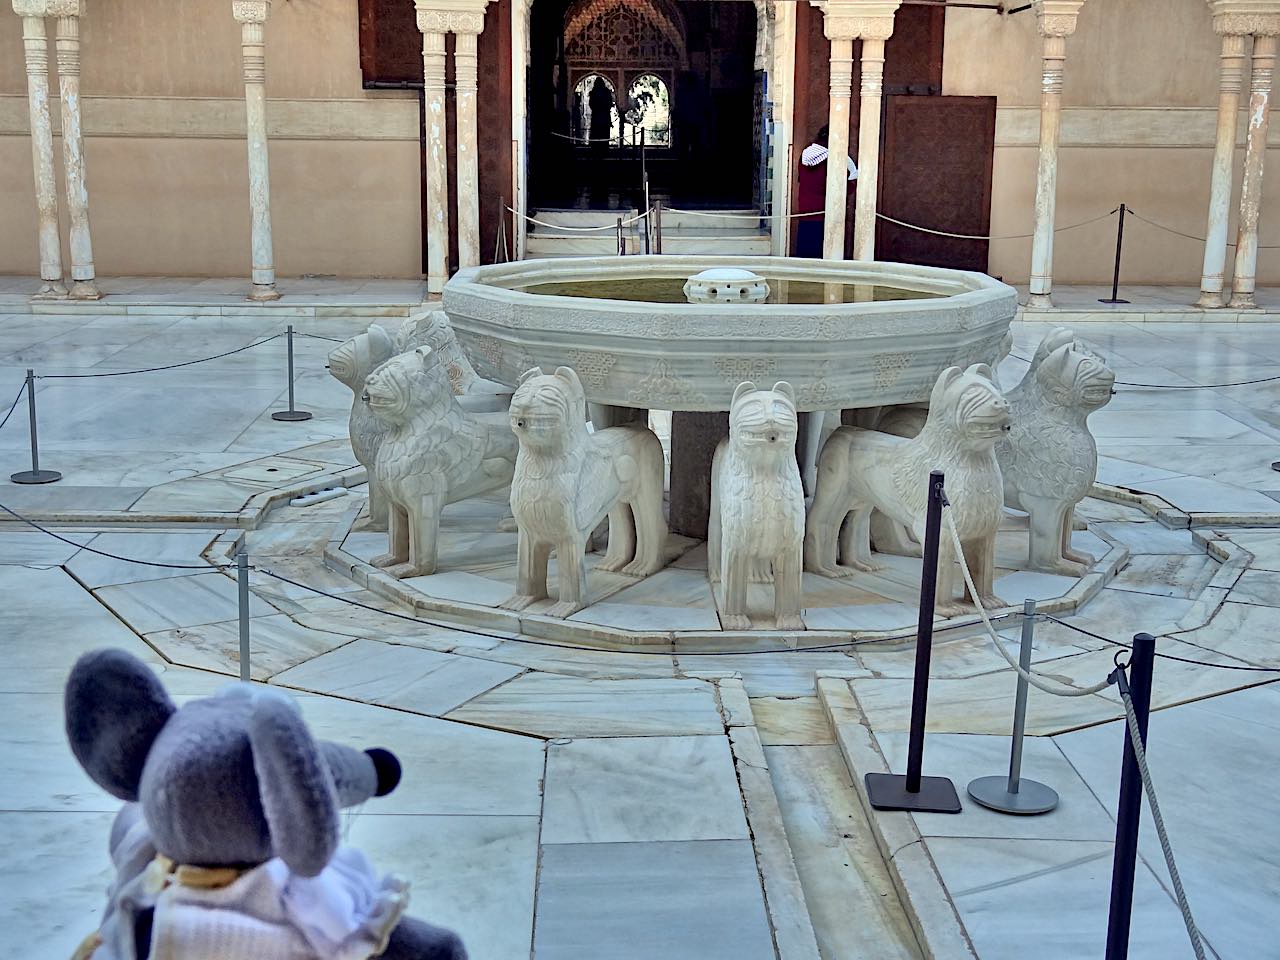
[866,470,962,814]
[967,598,1060,815]
[10,369,61,484]
[271,325,312,422]
[655,201,663,255]
[1099,203,1130,304]
[237,546,252,682]
[617,216,625,256]
[1104,632,1156,960]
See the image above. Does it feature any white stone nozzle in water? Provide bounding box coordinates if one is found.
[683,268,770,304]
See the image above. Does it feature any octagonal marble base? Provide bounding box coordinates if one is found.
[324,487,1131,650]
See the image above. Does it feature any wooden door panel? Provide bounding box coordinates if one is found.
[876,95,996,273]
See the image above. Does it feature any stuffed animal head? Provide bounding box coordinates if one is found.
[1035,340,1115,413]
[926,364,1011,452]
[363,347,448,426]
[509,366,587,451]
[65,649,402,878]
[728,381,798,462]
[327,324,396,393]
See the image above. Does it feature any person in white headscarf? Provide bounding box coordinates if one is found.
[796,125,857,258]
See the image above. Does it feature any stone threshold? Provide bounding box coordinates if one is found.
[320,500,1132,652]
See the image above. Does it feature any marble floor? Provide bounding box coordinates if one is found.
[1,310,1279,959]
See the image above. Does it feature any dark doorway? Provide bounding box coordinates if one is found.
[528,0,759,210]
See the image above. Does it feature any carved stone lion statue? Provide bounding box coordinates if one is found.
[327,324,397,530]
[805,364,1010,617]
[500,366,667,619]
[364,347,518,579]
[708,381,806,632]
[397,310,511,414]
[998,330,1115,575]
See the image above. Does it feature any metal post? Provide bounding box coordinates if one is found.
[10,369,61,484]
[655,201,663,255]
[237,547,251,682]
[1099,204,1130,304]
[967,599,1060,814]
[866,470,962,813]
[1105,632,1156,960]
[617,216,625,256]
[271,325,313,422]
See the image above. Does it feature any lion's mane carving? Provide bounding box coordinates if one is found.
[365,347,517,578]
[500,366,667,619]
[805,364,1010,617]
[709,381,806,631]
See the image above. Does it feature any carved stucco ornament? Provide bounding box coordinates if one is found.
[1208,0,1280,36]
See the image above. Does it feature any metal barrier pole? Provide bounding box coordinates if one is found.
[655,201,663,255]
[10,368,61,484]
[617,216,625,256]
[271,325,313,422]
[1105,632,1156,960]
[237,547,251,682]
[866,470,962,813]
[1099,203,1130,304]
[967,598,1060,814]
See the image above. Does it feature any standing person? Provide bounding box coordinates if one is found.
[588,77,615,148]
[795,125,857,258]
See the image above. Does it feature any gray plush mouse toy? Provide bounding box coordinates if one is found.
[65,648,466,960]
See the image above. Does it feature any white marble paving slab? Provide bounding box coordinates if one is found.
[533,840,776,960]
[1225,568,1280,606]
[1109,553,1218,599]
[677,651,866,697]
[64,530,218,587]
[0,531,88,565]
[400,570,517,607]
[993,569,1080,603]
[272,638,524,715]
[146,614,353,680]
[446,673,723,738]
[1093,521,1206,555]
[540,735,749,844]
[94,571,274,633]
[802,601,927,631]
[568,599,721,631]
[1140,475,1280,514]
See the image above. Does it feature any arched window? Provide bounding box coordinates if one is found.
[572,74,620,145]
[624,74,671,147]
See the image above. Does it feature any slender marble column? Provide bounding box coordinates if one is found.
[1026,35,1068,308]
[233,0,279,301]
[13,9,65,297]
[822,37,853,260]
[55,10,98,299]
[1199,32,1248,307]
[852,37,886,260]
[1230,33,1278,308]
[420,27,449,292]
[455,28,482,269]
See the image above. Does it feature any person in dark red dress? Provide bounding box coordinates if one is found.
[795,125,857,258]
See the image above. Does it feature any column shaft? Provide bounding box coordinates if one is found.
[423,30,450,293]
[1027,34,1067,309]
[238,15,279,301]
[455,31,481,269]
[822,38,853,259]
[1199,33,1248,307]
[1230,33,1277,309]
[19,16,65,296]
[55,14,98,298]
[853,37,886,261]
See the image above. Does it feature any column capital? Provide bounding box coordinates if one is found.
[12,0,83,16]
[231,0,270,25]
[810,0,900,41]
[1031,0,1086,37]
[1207,0,1280,35]
[414,0,490,35]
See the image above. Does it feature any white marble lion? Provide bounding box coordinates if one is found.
[805,364,1010,617]
[500,366,667,619]
[708,381,806,632]
[396,310,511,414]
[364,346,518,579]
[327,324,397,530]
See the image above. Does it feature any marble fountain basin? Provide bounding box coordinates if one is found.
[442,256,1018,411]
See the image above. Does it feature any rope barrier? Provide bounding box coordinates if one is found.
[294,331,343,344]
[877,207,1120,242]
[0,380,26,433]
[1044,614,1280,673]
[509,206,652,232]
[1117,675,1209,959]
[1007,352,1280,390]
[1127,208,1280,250]
[36,334,282,380]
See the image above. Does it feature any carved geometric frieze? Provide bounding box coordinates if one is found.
[810,0,900,40]
[414,0,490,34]
[1031,0,1086,37]
[12,0,83,15]
[231,0,270,24]
[1209,0,1280,36]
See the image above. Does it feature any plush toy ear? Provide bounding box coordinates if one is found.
[519,367,543,384]
[249,689,339,878]
[65,649,175,803]
[771,381,795,402]
[732,381,757,406]
[929,366,962,407]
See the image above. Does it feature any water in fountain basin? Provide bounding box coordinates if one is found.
[514,277,942,304]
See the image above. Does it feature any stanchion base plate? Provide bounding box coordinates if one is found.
[1098,298,1130,304]
[967,776,1059,815]
[865,773,962,813]
[271,410,313,422]
[10,469,61,484]
[1271,461,1280,473]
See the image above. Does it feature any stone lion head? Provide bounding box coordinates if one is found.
[362,346,447,425]
[926,364,1011,451]
[728,380,797,458]
[510,366,586,450]
[1035,340,1115,412]
[327,323,394,392]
